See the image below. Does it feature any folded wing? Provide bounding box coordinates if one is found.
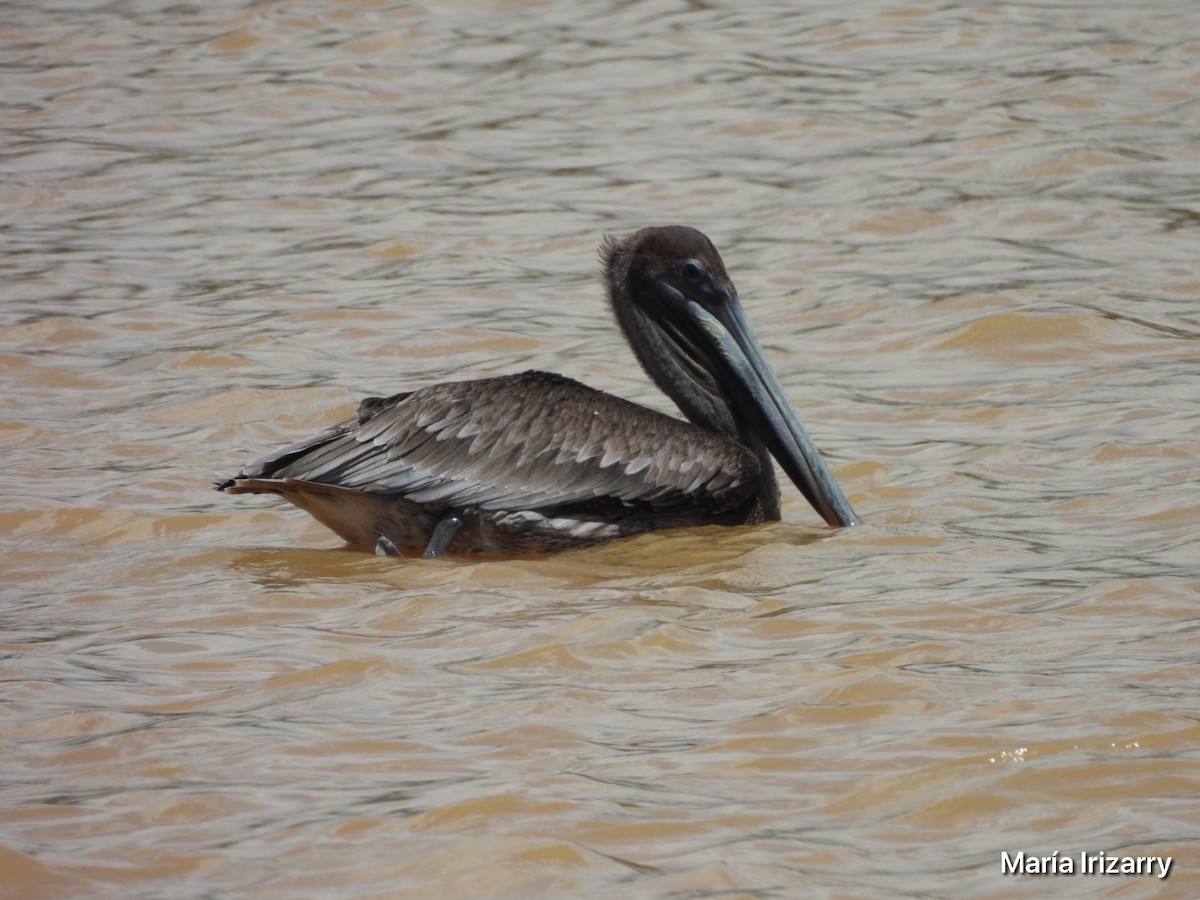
[226,370,758,514]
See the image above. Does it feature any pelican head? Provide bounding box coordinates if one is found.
[604,225,857,528]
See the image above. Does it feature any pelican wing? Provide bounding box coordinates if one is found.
[228,371,758,513]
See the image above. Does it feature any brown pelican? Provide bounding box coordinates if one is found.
[217,225,857,557]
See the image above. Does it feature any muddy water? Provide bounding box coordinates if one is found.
[3,1,1199,897]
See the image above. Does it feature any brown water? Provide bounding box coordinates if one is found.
[3,1,1199,897]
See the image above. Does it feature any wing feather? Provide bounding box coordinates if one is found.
[229,371,758,514]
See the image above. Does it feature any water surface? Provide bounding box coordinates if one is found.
[3,1,1199,897]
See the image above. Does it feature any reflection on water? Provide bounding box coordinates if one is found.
[3,1,1199,896]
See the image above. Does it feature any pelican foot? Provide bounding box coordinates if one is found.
[375,535,402,557]
[422,509,472,559]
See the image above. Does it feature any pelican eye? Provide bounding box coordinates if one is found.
[680,259,706,283]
